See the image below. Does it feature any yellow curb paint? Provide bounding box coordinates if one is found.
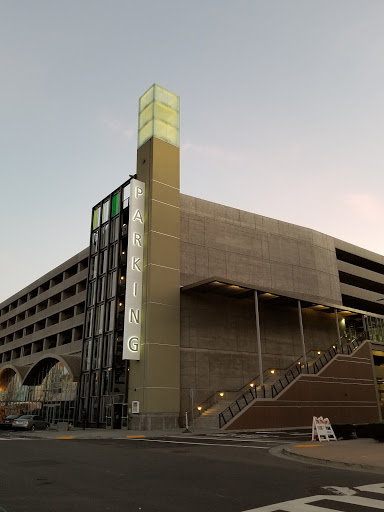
[294,444,323,448]
[56,436,76,439]
[126,435,146,439]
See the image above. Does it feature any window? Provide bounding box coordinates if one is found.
[123,185,130,209]
[92,337,101,369]
[102,200,110,223]
[108,244,118,270]
[96,276,105,303]
[93,207,101,230]
[107,271,117,299]
[105,300,115,332]
[99,251,107,275]
[89,255,98,279]
[80,373,90,397]
[101,371,110,396]
[82,340,91,371]
[94,304,104,335]
[87,281,96,307]
[85,309,94,338]
[103,334,114,368]
[100,224,109,249]
[111,217,119,242]
[91,231,99,254]
[90,373,99,397]
[111,193,119,216]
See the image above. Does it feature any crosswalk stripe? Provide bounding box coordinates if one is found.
[131,439,269,449]
[243,493,384,511]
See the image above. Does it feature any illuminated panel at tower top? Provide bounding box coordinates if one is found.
[137,84,180,149]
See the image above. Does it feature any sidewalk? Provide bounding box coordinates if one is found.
[284,438,384,472]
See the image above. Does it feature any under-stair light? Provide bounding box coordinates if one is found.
[250,383,254,388]
[219,392,224,397]
[270,370,275,374]
[317,351,321,355]
[197,406,202,411]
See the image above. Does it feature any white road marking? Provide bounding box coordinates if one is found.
[357,483,384,495]
[131,439,269,449]
[322,486,357,496]
[169,436,281,444]
[242,493,384,511]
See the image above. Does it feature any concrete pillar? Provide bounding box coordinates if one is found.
[298,300,307,368]
[254,291,263,389]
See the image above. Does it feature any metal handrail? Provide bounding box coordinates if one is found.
[219,330,369,427]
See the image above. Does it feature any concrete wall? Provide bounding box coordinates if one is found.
[180,293,340,414]
[180,195,342,305]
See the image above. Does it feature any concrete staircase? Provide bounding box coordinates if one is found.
[193,399,233,431]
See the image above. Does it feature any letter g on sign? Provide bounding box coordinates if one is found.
[128,336,139,352]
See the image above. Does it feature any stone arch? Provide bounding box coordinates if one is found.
[0,365,27,390]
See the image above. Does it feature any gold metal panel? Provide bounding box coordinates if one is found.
[148,231,180,270]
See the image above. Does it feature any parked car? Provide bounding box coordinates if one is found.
[12,415,50,431]
[0,414,21,429]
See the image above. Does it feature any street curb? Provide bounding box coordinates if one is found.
[282,446,384,474]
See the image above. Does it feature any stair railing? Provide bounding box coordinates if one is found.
[219,331,369,427]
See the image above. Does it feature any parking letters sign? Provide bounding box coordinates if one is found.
[123,179,145,360]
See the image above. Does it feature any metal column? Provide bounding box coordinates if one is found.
[297,300,307,368]
[334,308,342,349]
[254,291,263,389]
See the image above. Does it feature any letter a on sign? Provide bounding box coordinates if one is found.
[123,179,145,360]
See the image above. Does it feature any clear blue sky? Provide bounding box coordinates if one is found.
[1,0,384,302]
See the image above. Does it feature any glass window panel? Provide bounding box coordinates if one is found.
[93,207,101,230]
[92,337,101,369]
[101,371,110,396]
[103,334,114,368]
[111,193,119,217]
[96,276,105,303]
[94,304,104,335]
[139,86,154,112]
[123,185,130,209]
[91,231,99,254]
[100,224,109,249]
[107,271,117,299]
[111,217,119,242]
[154,101,178,128]
[139,103,154,129]
[108,244,118,270]
[105,300,115,332]
[85,309,94,338]
[99,251,107,275]
[102,200,110,223]
[80,373,90,396]
[90,373,99,397]
[90,255,98,279]
[87,280,96,307]
[82,340,91,371]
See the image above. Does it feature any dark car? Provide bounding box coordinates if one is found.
[0,414,21,429]
[12,415,50,431]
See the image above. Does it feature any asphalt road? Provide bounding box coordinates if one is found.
[0,431,384,511]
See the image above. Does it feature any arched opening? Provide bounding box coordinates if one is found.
[0,356,80,424]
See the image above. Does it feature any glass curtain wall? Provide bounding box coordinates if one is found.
[366,316,384,343]
[0,362,77,423]
[79,180,132,428]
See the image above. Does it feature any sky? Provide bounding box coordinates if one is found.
[1,0,384,303]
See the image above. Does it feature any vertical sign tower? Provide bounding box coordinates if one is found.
[128,84,181,429]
